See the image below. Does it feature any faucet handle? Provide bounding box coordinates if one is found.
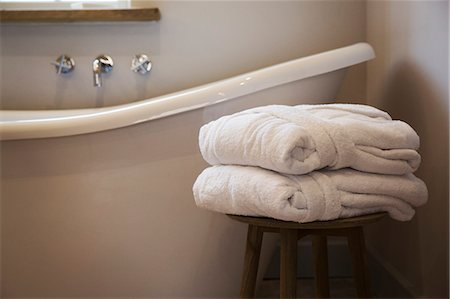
[131,54,152,75]
[51,55,75,74]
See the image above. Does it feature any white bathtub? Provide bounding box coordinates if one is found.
[0,43,374,297]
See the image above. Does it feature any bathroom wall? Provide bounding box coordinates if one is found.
[0,1,367,297]
[1,1,366,110]
[365,1,449,298]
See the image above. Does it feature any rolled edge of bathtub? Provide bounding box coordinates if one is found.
[0,42,375,141]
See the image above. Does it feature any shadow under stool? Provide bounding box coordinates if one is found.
[228,212,386,299]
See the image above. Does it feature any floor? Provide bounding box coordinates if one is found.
[257,278,357,298]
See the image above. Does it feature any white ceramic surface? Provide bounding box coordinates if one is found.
[0,43,374,140]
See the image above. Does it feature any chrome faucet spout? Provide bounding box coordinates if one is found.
[92,55,113,87]
[93,70,102,87]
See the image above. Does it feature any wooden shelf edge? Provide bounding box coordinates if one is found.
[0,8,160,23]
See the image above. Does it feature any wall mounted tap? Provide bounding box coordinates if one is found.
[51,55,75,74]
[131,54,152,75]
[93,55,114,87]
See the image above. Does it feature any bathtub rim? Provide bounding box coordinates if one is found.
[0,42,375,141]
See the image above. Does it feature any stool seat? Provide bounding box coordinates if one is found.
[228,212,386,229]
[228,213,387,299]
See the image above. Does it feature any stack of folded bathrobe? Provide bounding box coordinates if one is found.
[193,104,428,222]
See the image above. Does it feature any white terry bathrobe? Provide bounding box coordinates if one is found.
[199,104,421,175]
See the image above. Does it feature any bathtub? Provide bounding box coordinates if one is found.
[0,43,374,297]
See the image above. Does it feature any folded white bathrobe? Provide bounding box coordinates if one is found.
[193,165,428,222]
[199,104,421,175]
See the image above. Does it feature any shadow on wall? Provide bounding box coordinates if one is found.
[366,61,449,297]
[377,62,428,130]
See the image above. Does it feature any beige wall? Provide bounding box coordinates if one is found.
[365,1,449,297]
[0,1,365,110]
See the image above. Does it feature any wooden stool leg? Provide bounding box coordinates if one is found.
[280,228,298,298]
[312,235,330,298]
[347,226,372,298]
[240,224,263,298]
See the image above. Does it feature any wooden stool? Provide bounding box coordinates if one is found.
[228,213,386,299]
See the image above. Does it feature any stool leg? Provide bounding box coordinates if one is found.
[280,228,298,298]
[347,226,372,298]
[312,235,330,298]
[240,224,263,298]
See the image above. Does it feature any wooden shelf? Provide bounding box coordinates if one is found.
[0,8,160,23]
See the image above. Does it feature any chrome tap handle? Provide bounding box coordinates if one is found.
[51,55,75,74]
[93,55,114,87]
[131,54,152,75]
